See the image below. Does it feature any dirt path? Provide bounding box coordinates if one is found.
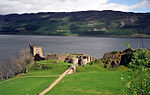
[0,75,58,85]
[24,75,59,78]
[0,76,23,85]
[39,68,71,95]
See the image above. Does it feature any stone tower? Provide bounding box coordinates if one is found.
[29,43,43,57]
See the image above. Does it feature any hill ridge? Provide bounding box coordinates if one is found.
[0,10,150,37]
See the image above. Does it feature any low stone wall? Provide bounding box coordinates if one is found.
[58,56,68,62]
[46,55,58,60]
[45,53,96,66]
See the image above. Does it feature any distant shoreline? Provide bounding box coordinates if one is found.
[1,34,150,38]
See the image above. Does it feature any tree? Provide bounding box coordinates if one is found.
[0,61,10,79]
[122,49,150,95]
[12,49,34,73]
[0,49,34,80]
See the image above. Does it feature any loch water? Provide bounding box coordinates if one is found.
[0,35,150,61]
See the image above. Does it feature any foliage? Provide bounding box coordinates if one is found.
[0,49,34,80]
[129,49,150,68]
[108,65,129,71]
[122,49,150,95]
[0,11,150,37]
[111,51,118,54]
[0,62,9,80]
[10,49,34,74]
[124,41,131,49]
[89,59,103,65]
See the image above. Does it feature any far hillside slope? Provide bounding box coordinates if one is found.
[0,10,150,37]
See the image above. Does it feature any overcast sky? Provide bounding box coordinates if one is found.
[0,0,150,15]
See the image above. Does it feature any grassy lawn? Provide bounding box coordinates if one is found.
[0,60,70,95]
[0,60,126,95]
[0,77,57,95]
[28,60,70,76]
[28,63,69,76]
[46,64,125,95]
[46,71,123,95]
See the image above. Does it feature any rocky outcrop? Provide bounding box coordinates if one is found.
[102,48,133,68]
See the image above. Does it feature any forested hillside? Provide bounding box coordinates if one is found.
[0,10,150,37]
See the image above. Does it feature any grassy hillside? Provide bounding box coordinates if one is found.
[47,72,123,95]
[46,64,125,95]
[0,60,127,95]
[0,77,57,95]
[0,10,150,37]
[0,60,70,95]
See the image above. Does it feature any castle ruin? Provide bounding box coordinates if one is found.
[29,43,96,65]
[29,43,44,61]
[29,43,43,57]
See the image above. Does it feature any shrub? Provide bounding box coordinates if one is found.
[89,59,104,65]
[10,49,34,73]
[0,49,34,80]
[122,49,150,95]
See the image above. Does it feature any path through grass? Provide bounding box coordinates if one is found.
[46,64,124,95]
[0,60,70,95]
[0,60,126,95]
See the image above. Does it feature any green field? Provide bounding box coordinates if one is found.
[46,72,123,95]
[0,60,70,95]
[46,63,125,95]
[28,60,70,76]
[0,77,57,95]
[0,60,126,95]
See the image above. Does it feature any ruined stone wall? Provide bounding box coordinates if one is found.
[70,53,84,56]
[87,56,91,63]
[46,55,58,60]
[58,56,67,62]
[90,57,96,62]
[80,58,88,66]
[72,58,78,65]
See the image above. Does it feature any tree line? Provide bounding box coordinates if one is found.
[0,49,34,80]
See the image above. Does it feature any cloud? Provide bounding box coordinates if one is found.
[101,0,150,12]
[0,0,149,15]
[129,0,150,10]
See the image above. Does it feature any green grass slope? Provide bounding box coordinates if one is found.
[0,60,70,95]
[28,60,70,76]
[0,77,57,95]
[0,60,126,95]
[46,63,125,95]
[46,71,123,95]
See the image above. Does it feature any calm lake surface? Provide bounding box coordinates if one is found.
[0,35,150,61]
